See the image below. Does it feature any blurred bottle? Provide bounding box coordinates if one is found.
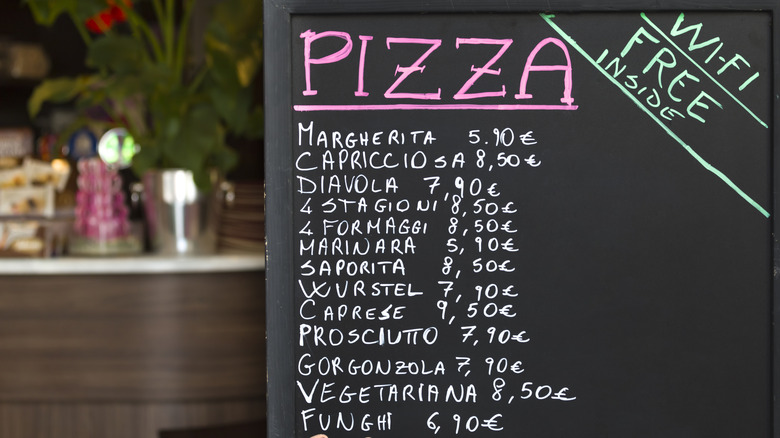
[0,41,49,80]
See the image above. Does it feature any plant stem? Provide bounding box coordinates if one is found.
[99,101,126,132]
[120,2,165,63]
[150,0,168,63]
[187,65,208,94]
[165,0,175,67]
[67,11,92,46]
[115,3,144,51]
[137,18,166,64]
[174,0,195,84]
[151,0,166,29]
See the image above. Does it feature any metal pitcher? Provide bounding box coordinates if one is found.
[140,169,230,255]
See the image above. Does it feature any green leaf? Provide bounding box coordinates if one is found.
[245,106,264,139]
[204,0,262,87]
[130,141,161,177]
[207,0,262,49]
[87,34,149,74]
[205,48,241,91]
[207,81,247,127]
[28,75,97,117]
[73,0,110,20]
[209,142,238,173]
[158,104,216,171]
[24,0,70,26]
[191,168,215,192]
[24,0,106,26]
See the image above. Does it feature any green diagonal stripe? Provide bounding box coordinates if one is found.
[540,13,769,218]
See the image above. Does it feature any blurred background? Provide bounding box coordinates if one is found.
[0,1,266,437]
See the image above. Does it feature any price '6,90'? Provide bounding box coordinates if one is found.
[427,412,504,434]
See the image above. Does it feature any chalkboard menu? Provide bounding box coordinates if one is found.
[265,2,780,437]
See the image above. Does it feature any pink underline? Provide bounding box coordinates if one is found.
[294,104,578,111]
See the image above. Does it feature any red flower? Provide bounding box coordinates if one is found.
[109,0,133,22]
[109,5,125,21]
[85,0,133,34]
[85,11,113,34]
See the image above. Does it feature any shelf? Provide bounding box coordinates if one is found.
[0,252,265,275]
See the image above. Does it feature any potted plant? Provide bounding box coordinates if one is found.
[24,0,263,253]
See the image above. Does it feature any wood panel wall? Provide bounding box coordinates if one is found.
[0,270,265,437]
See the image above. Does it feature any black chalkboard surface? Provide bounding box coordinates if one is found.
[265,2,779,437]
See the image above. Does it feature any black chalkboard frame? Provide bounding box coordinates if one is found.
[264,1,780,437]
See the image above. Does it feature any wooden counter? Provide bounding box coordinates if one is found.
[0,254,265,275]
[0,255,265,437]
